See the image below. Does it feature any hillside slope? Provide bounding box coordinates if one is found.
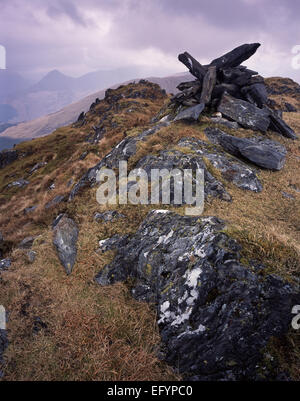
[1,73,190,145]
[0,80,299,381]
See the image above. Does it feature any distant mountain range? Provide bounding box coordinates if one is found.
[0,67,157,124]
[0,72,190,150]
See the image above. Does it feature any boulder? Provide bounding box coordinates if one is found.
[174,103,205,122]
[52,215,79,275]
[218,94,270,132]
[205,128,287,170]
[95,210,299,380]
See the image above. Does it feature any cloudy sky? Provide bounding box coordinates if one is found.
[1,0,300,82]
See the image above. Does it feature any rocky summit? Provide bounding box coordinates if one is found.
[0,47,299,381]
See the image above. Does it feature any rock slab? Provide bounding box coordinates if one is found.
[53,215,79,275]
[95,210,299,381]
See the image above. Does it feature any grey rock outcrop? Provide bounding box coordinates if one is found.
[218,94,270,132]
[69,122,170,200]
[205,128,287,170]
[95,210,299,380]
[174,103,205,122]
[177,137,262,192]
[52,215,79,275]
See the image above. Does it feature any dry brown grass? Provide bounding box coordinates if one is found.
[1,81,299,380]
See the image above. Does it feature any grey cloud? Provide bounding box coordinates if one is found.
[0,0,299,83]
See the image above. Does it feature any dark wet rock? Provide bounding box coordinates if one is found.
[0,259,11,271]
[97,234,130,255]
[52,215,79,275]
[95,210,299,381]
[77,111,85,122]
[18,237,35,249]
[200,66,217,104]
[210,43,261,69]
[7,178,29,188]
[205,128,287,170]
[267,108,298,140]
[177,137,262,192]
[94,210,125,223]
[241,83,268,108]
[24,205,37,215]
[174,103,205,122]
[178,52,207,81]
[69,122,170,200]
[45,195,66,210]
[27,250,37,263]
[218,94,270,132]
[0,149,18,170]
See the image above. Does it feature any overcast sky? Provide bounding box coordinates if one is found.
[1,0,300,82]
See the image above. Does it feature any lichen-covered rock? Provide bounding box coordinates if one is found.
[52,215,79,275]
[95,210,299,381]
[218,94,270,131]
[135,148,231,202]
[205,128,287,170]
[177,137,262,192]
